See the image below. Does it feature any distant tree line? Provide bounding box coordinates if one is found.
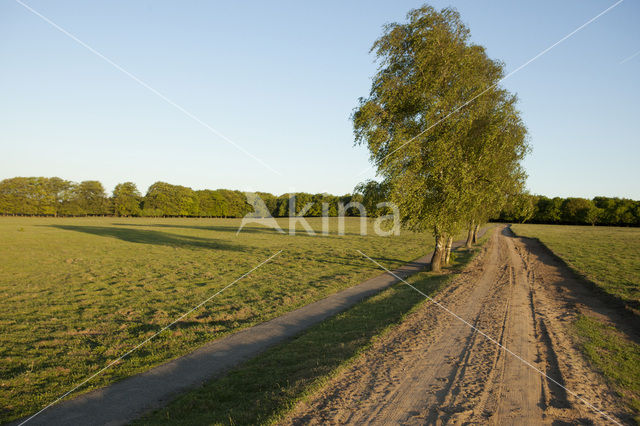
[497,194,640,227]
[1,177,638,227]
[0,177,363,218]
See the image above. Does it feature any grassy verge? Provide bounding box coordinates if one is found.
[136,240,485,425]
[574,315,640,424]
[510,224,640,311]
[511,224,640,422]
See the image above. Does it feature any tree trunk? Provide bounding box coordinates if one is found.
[472,223,479,244]
[444,235,453,265]
[465,220,474,248]
[430,233,445,272]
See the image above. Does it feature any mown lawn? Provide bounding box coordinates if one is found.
[0,216,433,423]
[511,224,640,422]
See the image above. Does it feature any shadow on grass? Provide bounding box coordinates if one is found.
[111,222,375,237]
[310,253,415,268]
[48,225,244,251]
[508,226,640,344]
[136,247,478,426]
[113,223,277,235]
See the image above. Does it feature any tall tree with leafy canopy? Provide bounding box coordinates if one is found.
[0,177,74,215]
[143,182,198,217]
[113,182,142,216]
[462,89,529,246]
[353,5,525,271]
[74,180,109,215]
[354,179,391,217]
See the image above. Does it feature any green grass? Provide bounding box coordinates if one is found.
[0,216,436,423]
[511,224,640,422]
[511,224,640,309]
[574,315,640,424]
[135,243,481,425]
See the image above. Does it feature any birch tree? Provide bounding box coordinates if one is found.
[353,5,528,271]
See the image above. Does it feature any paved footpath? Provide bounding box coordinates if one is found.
[15,230,485,426]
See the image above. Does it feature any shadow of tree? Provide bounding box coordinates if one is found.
[508,226,640,345]
[110,222,371,237]
[112,223,276,235]
[48,225,245,251]
[312,254,408,268]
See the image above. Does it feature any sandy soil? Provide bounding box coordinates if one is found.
[282,226,632,425]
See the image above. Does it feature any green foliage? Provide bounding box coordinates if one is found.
[499,191,535,224]
[74,181,109,215]
[0,177,57,215]
[354,180,391,217]
[113,182,142,217]
[561,197,594,224]
[143,182,198,217]
[254,192,277,217]
[500,195,640,226]
[2,176,638,226]
[267,193,361,218]
[533,196,563,223]
[214,189,252,218]
[0,177,108,216]
[195,189,228,217]
[352,5,528,241]
[594,196,639,226]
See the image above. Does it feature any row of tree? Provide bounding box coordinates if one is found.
[0,177,249,218]
[498,195,640,226]
[352,5,530,272]
[0,177,366,218]
[0,177,112,216]
[3,176,636,227]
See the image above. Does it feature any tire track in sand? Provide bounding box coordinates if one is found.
[282,226,627,425]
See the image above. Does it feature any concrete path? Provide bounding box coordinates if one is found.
[15,230,485,426]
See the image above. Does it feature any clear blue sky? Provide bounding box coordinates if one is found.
[1,0,638,198]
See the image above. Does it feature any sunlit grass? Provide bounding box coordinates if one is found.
[0,216,433,423]
[136,241,482,425]
[512,224,640,422]
[511,224,640,308]
[574,315,640,424]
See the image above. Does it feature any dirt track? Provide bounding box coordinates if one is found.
[283,226,630,425]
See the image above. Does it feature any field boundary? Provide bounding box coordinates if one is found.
[510,225,640,317]
[12,228,486,426]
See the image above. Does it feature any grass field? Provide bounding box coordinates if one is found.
[0,216,435,423]
[511,224,640,309]
[511,224,640,421]
[574,315,640,420]
[135,237,484,425]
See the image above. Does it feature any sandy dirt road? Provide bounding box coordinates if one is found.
[283,226,631,425]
